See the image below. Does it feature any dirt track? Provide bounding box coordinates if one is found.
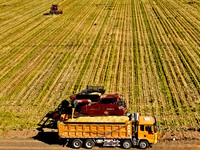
[0,130,199,150]
[0,138,199,150]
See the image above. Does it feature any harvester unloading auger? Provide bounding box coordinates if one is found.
[37,86,127,131]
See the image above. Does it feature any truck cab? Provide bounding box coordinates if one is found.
[137,116,158,148]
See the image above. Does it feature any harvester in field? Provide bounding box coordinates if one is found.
[37,86,127,131]
[50,4,63,15]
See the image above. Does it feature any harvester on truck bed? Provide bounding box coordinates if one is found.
[70,86,127,116]
[58,112,158,149]
[37,86,127,131]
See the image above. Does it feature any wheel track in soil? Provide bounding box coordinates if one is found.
[138,0,176,126]
[74,0,115,90]
[0,0,199,130]
[124,1,134,109]
[0,11,71,100]
[21,0,101,107]
[0,3,52,66]
[120,2,126,98]
[103,1,120,91]
[38,0,104,108]
[145,0,200,127]
[0,0,56,43]
[60,5,107,99]
[0,0,76,72]
[137,0,153,115]
[0,1,48,29]
[33,0,98,102]
[45,0,111,101]
[87,1,121,90]
[46,4,105,105]
[148,0,185,118]
[0,0,74,66]
[0,0,101,117]
[0,0,98,106]
[130,0,137,111]
[154,1,192,113]
[84,1,114,84]
[112,1,125,94]
[155,0,200,85]
[157,0,200,78]
[66,0,114,93]
[145,0,199,126]
[152,0,200,95]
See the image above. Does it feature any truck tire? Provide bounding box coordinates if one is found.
[139,140,149,149]
[72,139,82,149]
[84,139,95,149]
[122,140,132,149]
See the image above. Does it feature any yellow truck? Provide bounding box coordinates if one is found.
[58,112,158,149]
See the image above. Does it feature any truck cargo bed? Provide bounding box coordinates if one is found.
[58,121,132,139]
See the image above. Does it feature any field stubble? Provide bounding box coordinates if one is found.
[0,0,199,135]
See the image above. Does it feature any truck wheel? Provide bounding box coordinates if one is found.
[84,139,95,149]
[122,140,132,149]
[72,139,82,149]
[139,140,149,149]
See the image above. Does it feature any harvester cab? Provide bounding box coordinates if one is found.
[50,4,63,15]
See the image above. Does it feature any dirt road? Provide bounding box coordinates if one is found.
[0,138,199,150]
[0,130,199,150]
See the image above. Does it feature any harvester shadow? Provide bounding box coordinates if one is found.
[43,13,51,15]
[32,131,62,145]
[32,132,122,149]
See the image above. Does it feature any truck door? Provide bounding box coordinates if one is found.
[138,125,155,143]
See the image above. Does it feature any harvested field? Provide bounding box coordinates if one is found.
[0,0,199,137]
